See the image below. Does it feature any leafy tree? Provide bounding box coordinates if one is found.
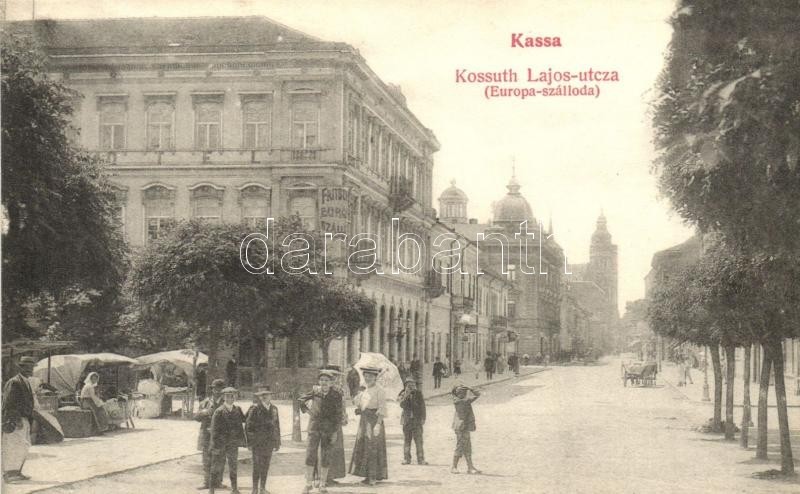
[128,218,375,439]
[652,0,800,473]
[2,33,126,341]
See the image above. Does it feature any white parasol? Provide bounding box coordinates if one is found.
[353,352,403,400]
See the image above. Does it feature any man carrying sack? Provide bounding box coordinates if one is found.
[2,356,37,483]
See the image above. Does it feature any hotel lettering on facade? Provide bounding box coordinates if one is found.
[12,17,516,385]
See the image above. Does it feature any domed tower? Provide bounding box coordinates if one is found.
[438,179,469,224]
[492,172,535,229]
[588,211,618,315]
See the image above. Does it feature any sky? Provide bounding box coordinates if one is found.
[6,0,695,313]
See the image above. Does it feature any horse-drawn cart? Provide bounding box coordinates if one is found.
[622,362,658,387]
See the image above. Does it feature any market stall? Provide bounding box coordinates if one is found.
[134,349,207,418]
[32,353,138,436]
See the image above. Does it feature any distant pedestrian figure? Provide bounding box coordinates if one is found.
[450,385,481,475]
[410,355,423,384]
[683,355,694,385]
[399,380,427,465]
[483,354,495,380]
[523,354,530,366]
[496,354,506,374]
[245,387,280,494]
[432,357,446,389]
[346,365,361,398]
[453,360,462,376]
[209,387,245,494]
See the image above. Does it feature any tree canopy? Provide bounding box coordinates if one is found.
[652,0,800,254]
[2,33,127,340]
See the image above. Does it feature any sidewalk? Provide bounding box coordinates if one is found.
[660,362,800,408]
[5,366,545,494]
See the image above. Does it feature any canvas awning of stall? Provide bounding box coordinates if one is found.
[134,349,208,378]
[32,353,138,395]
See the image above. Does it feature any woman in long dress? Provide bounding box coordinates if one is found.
[79,372,110,433]
[314,366,348,487]
[349,367,388,485]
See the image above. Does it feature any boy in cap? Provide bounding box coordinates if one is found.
[245,387,281,494]
[209,387,245,494]
[196,378,226,490]
[2,356,37,482]
[398,379,427,465]
[450,385,481,475]
[298,370,343,494]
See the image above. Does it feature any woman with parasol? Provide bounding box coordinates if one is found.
[349,366,388,485]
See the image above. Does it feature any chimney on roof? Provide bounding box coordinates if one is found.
[469,218,478,224]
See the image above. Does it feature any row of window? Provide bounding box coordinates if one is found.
[131,184,317,244]
[91,92,319,151]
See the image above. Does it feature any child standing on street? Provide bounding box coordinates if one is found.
[245,387,280,494]
[450,385,481,475]
[209,387,245,494]
[298,370,343,494]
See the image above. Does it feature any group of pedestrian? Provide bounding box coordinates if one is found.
[195,379,280,494]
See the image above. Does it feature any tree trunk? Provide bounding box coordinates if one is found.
[756,344,772,460]
[289,336,303,442]
[724,345,736,440]
[740,345,751,448]
[710,343,723,433]
[321,338,331,367]
[206,329,219,396]
[767,339,794,474]
[753,345,760,384]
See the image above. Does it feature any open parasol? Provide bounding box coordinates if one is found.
[353,352,403,399]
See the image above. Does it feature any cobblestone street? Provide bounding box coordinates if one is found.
[21,360,800,494]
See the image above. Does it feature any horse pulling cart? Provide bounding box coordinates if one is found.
[622,362,658,387]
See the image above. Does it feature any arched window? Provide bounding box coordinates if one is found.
[289,196,317,230]
[143,185,175,243]
[192,185,224,224]
[239,185,271,228]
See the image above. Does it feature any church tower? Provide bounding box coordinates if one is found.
[587,211,618,317]
[438,179,469,224]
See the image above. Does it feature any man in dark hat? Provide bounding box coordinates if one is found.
[245,387,280,494]
[2,356,37,482]
[209,387,245,494]
[196,378,225,490]
[298,369,343,494]
[398,379,427,465]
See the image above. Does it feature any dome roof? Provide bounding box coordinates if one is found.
[493,174,534,224]
[439,179,468,202]
[591,211,612,244]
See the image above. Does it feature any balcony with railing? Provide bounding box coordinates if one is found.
[490,315,509,332]
[91,147,336,166]
[451,294,474,311]
[389,175,415,212]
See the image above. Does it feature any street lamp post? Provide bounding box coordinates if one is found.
[702,346,711,401]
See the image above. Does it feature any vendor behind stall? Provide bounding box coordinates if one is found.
[80,372,111,433]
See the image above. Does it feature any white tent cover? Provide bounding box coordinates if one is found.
[135,349,208,378]
[33,353,138,395]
